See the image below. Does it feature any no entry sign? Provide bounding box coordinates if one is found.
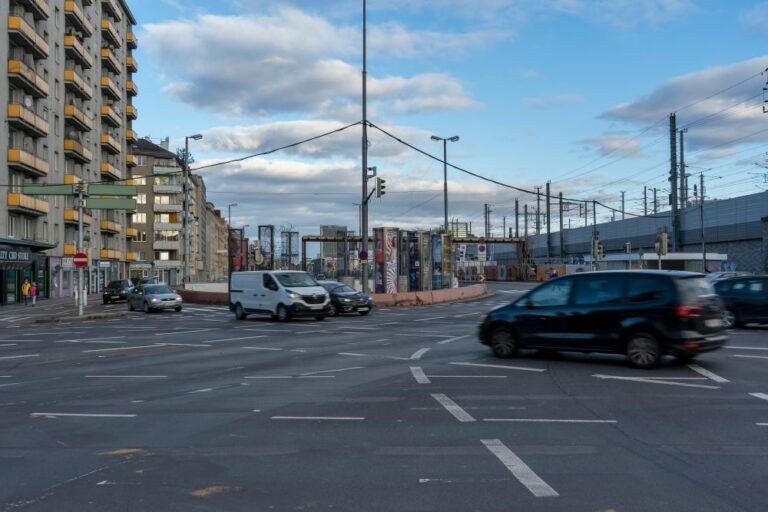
[73,252,88,267]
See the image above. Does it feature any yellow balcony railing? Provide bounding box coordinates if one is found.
[126,252,139,262]
[64,139,93,163]
[17,0,50,20]
[100,47,121,74]
[7,104,48,137]
[126,154,138,167]
[7,192,49,216]
[64,35,93,69]
[126,104,137,119]
[64,104,93,131]
[125,227,138,238]
[100,249,121,260]
[100,105,121,127]
[64,69,93,99]
[126,129,137,143]
[63,243,76,256]
[126,56,138,73]
[8,16,49,59]
[64,1,94,37]
[102,0,123,21]
[100,161,122,180]
[126,31,137,49]
[100,76,121,100]
[100,134,122,154]
[126,80,138,96]
[100,219,122,233]
[64,174,82,185]
[8,148,49,177]
[64,208,93,225]
[100,18,121,47]
[7,60,49,97]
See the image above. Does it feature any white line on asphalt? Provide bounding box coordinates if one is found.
[156,343,212,348]
[0,344,17,347]
[436,335,471,345]
[297,375,335,378]
[373,338,390,342]
[0,376,11,378]
[31,413,136,418]
[290,349,307,353]
[757,423,768,426]
[431,393,476,422]
[82,345,166,353]
[271,416,364,421]
[85,375,168,379]
[189,388,213,394]
[0,354,39,360]
[454,312,483,317]
[339,326,378,330]
[687,363,730,383]
[413,316,446,322]
[243,329,291,333]
[629,377,706,380]
[481,439,559,498]
[338,352,367,357]
[724,346,768,351]
[428,375,507,379]
[207,336,267,343]
[410,348,431,360]
[593,374,719,389]
[483,418,616,423]
[301,367,365,376]
[734,355,768,360]
[154,329,213,336]
[450,361,546,372]
[749,392,768,402]
[410,367,430,384]
[242,346,282,351]
[244,376,293,379]
[0,382,21,388]
[0,340,40,343]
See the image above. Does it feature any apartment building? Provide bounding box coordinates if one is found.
[0,0,138,305]
[205,201,227,281]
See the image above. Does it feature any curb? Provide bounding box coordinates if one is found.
[34,312,127,324]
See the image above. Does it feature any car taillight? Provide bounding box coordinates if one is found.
[676,305,704,318]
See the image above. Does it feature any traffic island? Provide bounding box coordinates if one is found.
[34,312,127,324]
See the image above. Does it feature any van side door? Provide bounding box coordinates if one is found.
[262,273,280,313]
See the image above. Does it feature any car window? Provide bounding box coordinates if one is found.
[714,280,733,293]
[573,275,624,306]
[677,276,715,303]
[263,274,277,289]
[526,278,573,307]
[275,273,318,287]
[335,285,357,293]
[145,285,173,294]
[627,276,672,304]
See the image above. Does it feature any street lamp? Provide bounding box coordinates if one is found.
[431,135,460,234]
[227,203,238,228]
[183,133,203,285]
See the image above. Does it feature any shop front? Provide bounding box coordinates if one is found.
[0,238,54,306]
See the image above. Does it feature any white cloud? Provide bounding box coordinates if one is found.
[529,0,695,26]
[742,2,768,33]
[522,93,586,109]
[577,133,643,158]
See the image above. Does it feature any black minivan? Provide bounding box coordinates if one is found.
[478,271,727,368]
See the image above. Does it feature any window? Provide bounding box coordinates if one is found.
[138,231,147,242]
[155,251,170,261]
[263,274,278,290]
[131,176,147,185]
[154,195,171,205]
[136,155,147,166]
[573,275,624,306]
[132,212,146,224]
[627,276,671,304]
[136,193,146,205]
[55,7,60,27]
[525,278,573,307]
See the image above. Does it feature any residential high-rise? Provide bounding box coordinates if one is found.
[0,0,138,305]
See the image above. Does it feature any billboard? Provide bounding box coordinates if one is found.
[374,228,384,293]
[419,232,431,291]
[408,233,419,292]
[432,234,443,290]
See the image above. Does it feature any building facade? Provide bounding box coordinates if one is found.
[0,0,138,304]
[204,201,227,280]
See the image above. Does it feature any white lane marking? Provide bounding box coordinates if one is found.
[0,344,17,347]
[0,382,21,388]
[410,348,431,360]
[300,367,364,376]
[593,374,719,389]
[757,423,768,426]
[499,290,526,294]
[56,336,126,343]
[338,352,367,357]
[291,349,307,353]
[481,439,559,498]
[0,340,39,343]
[0,376,12,378]
[734,355,768,360]
[243,329,291,333]
[629,377,706,380]
[410,367,430,384]
[450,361,546,373]
[431,393,476,423]
[454,312,483,318]
[207,336,266,343]
[339,326,378,330]
[83,345,164,353]
[31,413,136,418]
[413,316,446,322]
[437,334,471,345]
[189,388,213,394]
[242,347,283,351]
[749,393,768,402]
[271,416,364,421]
[298,375,335,378]
[0,354,39,360]
[85,375,167,379]
[686,364,729,383]
[428,375,507,379]
[244,376,293,379]
[154,329,213,336]
[156,343,211,348]
[724,346,768,351]
[483,418,616,423]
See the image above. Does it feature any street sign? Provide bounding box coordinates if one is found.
[88,184,138,196]
[22,184,74,196]
[85,198,137,209]
[62,257,73,269]
[73,252,88,267]
[478,244,486,252]
[359,250,368,261]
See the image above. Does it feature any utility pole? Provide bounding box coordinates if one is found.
[77,182,85,317]
[584,200,588,227]
[643,186,647,216]
[514,199,519,238]
[680,128,688,207]
[653,188,658,214]
[545,182,551,259]
[182,139,190,284]
[502,215,506,238]
[523,204,528,239]
[535,186,542,235]
[700,173,707,271]
[592,200,597,228]
[559,192,564,259]
[669,113,680,251]
[360,0,370,293]
[620,191,625,220]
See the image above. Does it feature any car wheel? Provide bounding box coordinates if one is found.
[276,304,290,322]
[143,302,151,314]
[328,304,338,317]
[128,302,135,312]
[489,326,518,358]
[359,310,370,316]
[722,308,738,329]
[174,306,182,312]
[234,303,247,320]
[626,332,662,369]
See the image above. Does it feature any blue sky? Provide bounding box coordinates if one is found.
[128,0,768,239]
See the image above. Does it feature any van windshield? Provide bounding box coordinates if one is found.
[275,273,318,288]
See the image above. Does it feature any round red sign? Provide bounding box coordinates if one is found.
[73,252,88,267]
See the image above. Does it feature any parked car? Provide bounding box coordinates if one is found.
[705,271,751,285]
[478,270,727,369]
[102,279,133,304]
[229,270,331,321]
[128,284,183,313]
[319,281,373,316]
[714,275,768,328]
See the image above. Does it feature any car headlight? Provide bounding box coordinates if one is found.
[325,293,330,300]
[288,292,301,300]
[151,297,159,303]
[341,298,351,303]
[176,296,183,302]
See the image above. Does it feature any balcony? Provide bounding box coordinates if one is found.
[126,104,137,119]
[153,184,182,194]
[7,60,49,98]
[8,16,49,59]
[125,227,138,238]
[64,104,93,131]
[100,134,121,154]
[100,104,121,127]
[7,104,48,137]
[100,249,121,260]
[100,76,121,100]
[126,80,138,96]
[102,0,123,21]
[100,47,121,74]
[63,243,76,256]
[63,69,93,99]
[154,260,182,269]
[100,219,121,234]
[126,252,138,262]
[100,18,121,47]
[153,165,180,175]
[64,174,82,184]
[64,139,93,163]
[8,148,49,178]
[126,31,137,49]
[64,208,93,225]
[17,0,50,20]
[64,1,94,37]
[64,35,93,69]
[153,203,183,213]
[126,129,137,143]
[7,192,49,216]
[154,222,182,231]
[126,55,137,73]
[100,161,121,180]
[126,154,138,167]
[153,240,181,251]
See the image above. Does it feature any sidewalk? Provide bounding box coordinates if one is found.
[0,294,125,323]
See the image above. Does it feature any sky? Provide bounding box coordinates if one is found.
[128,0,768,241]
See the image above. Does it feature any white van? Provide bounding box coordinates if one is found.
[229,270,331,322]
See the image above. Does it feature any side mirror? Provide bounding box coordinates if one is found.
[525,299,536,309]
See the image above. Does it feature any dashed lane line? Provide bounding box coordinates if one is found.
[481,439,559,498]
[0,354,39,360]
[271,416,364,421]
[593,374,719,389]
[31,413,136,418]
[437,335,471,345]
[449,361,546,372]
[410,367,430,384]
[483,418,617,424]
[206,336,266,343]
[749,393,768,402]
[686,363,729,383]
[410,348,431,360]
[724,346,768,351]
[300,367,365,376]
[431,393,476,423]
[734,355,768,360]
[85,375,168,379]
[413,316,446,323]
[82,345,166,354]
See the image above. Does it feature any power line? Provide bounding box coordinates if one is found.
[675,69,766,114]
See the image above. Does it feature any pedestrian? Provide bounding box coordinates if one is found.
[21,279,30,306]
[30,281,38,306]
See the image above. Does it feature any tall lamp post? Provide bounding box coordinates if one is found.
[227,203,238,228]
[183,133,203,285]
[431,135,460,234]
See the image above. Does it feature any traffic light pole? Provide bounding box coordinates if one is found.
[360,0,369,294]
[77,183,85,317]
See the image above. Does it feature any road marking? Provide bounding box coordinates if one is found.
[340,326,378,330]
[85,375,168,379]
[454,312,483,317]
[298,375,335,378]
[31,413,136,418]
[244,376,293,379]
[410,348,431,360]
[450,361,546,372]
[757,423,768,426]
[56,336,126,343]
[749,392,768,402]
[413,316,446,322]
[481,439,559,498]
[724,346,768,351]
[483,418,616,423]
[593,374,719,389]
[431,393,476,422]
[338,352,367,357]
[189,388,213,394]
[410,367,430,384]
[0,344,17,347]
[686,364,729,383]
[428,375,507,379]
[0,340,40,343]
[242,346,283,351]
[436,334,471,345]
[0,354,39,360]
[207,336,266,343]
[154,329,213,336]
[0,382,21,388]
[156,343,212,348]
[83,345,164,353]
[271,416,364,421]
[243,329,291,333]
[301,367,364,376]
[734,355,768,360]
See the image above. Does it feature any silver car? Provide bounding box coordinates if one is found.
[128,284,183,313]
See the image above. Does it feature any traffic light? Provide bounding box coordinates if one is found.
[660,232,669,256]
[376,177,386,198]
[597,242,605,260]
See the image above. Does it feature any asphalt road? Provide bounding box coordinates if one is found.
[1,282,767,511]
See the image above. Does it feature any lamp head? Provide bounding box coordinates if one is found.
[188,134,203,141]
[430,135,441,141]
[448,136,460,142]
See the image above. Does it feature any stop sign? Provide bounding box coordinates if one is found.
[73,252,88,267]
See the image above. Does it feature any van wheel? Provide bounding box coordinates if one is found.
[234,303,247,320]
[626,332,662,369]
[489,327,518,358]
[722,308,738,329]
[328,304,338,316]
[276,305,290,322]
[143,302,151,314]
